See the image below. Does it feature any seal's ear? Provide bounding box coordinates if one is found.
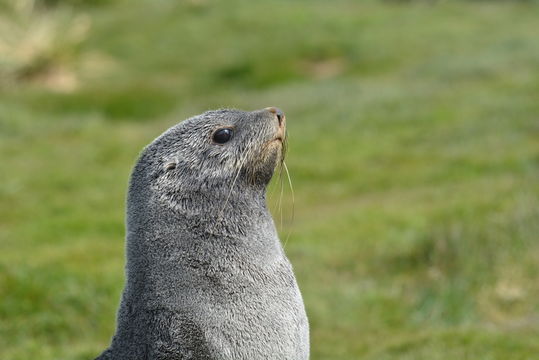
[164,161,177,171]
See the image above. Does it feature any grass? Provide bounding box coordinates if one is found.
[1,0,539,359]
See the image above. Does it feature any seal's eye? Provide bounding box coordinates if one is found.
[212,128,233,144]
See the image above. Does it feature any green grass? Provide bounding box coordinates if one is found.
[1,0,539,359]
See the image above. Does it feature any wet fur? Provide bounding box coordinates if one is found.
[96,109,309,359]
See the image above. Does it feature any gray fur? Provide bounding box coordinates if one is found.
[96,108,309,360]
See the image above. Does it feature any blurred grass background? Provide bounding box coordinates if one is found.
[1,0,539,359]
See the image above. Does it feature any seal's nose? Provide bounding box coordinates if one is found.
[266,107,285,126]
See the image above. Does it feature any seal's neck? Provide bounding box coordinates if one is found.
[127,180,273,237]
[170,181,266,213]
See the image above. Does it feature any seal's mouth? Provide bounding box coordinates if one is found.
[244,107,288,185]
[260,105,287,159]
[265,117,286,146]
[274,122,286,144]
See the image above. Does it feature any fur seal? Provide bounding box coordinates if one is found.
[96,108,309,360]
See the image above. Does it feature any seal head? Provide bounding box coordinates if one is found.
[97,108,309,360]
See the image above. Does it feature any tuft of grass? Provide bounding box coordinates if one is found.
[0,0,117,92]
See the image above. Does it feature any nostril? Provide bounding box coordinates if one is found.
[266,107,285,125]
[276,113,283,125]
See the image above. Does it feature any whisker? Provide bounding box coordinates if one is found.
[272,165,282,223]
[279,164,284,233]
[268,174,279,214]
[282,160,295,249]
[214,151,250,231]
